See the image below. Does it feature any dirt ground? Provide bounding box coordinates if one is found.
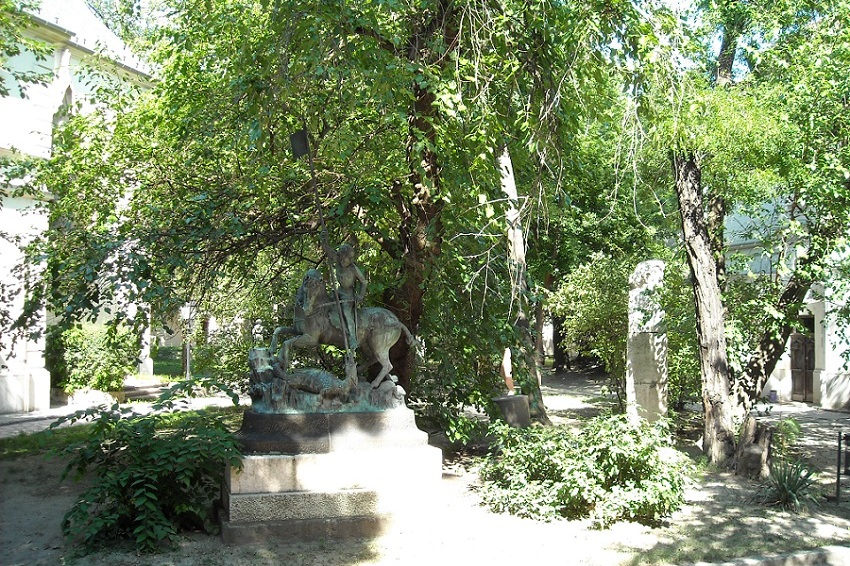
[3,370,850,566]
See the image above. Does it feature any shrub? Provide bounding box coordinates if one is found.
[479,415,688,528]
[193,330,251,392]
[547,254,631,408]
[772,417,802,460]
[48,323,138,393]
[758,458,820,513]
[55,384,242,553]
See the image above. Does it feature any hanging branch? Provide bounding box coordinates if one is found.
[290,127,356,368]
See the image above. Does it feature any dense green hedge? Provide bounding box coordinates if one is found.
[479,415,688,528]
[47,323,137,393]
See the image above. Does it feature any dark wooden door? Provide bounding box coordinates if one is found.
[790,331,814,402]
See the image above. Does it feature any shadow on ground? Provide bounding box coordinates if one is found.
[541,368,850,565]
[616,469,850,565]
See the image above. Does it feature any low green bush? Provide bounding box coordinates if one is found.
[479,415,688,528]
[47,323,137,393]
[55,383,242,553]
[193,331,251,392]
[772,417,802,460]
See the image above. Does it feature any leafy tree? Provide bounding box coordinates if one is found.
[48,323,137,393]
[632,0,850,464]
[0,0,51,98]
[10,0,661,432]
[84,0,148,45]
[548,253,633,406]
[733,1,850,403]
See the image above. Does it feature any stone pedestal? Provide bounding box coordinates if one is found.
[626,333,668,423]
[138,323,154,376]
[626,260,668,424]
[220,407,443,544]
[0,366,50,414]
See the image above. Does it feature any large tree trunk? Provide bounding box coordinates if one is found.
[707,194,727,293]
[674,153,737,465]
[715,29,737,87]
[551,314,569,370]
[534,294,546,364]
[498,146,549,423]
[385,7,455,392]
[535,273,556,365]
[386,82,444,393]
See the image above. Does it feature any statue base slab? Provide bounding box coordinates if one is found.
[235,406,427,454]
[221,407,442,545]
[220,509,389,544]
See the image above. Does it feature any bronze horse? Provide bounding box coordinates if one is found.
[271,269,415,388]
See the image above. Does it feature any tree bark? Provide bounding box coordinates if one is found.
[715,33,736,87]
[715,23,739,87]
[707,194,727,294]
[534,295,546,364]
[536,273,556,364]
[674,153,737,465]
[498,146,549,423]
[670,17,740,465]
[551,314,569,370]
[383,5,455,393]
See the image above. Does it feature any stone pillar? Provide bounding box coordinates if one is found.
[138,323,154,376]
[626,260,668,424]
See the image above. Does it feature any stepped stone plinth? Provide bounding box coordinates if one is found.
[220,406,442,544]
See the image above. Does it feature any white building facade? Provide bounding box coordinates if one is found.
[0,0,149,413]
[726,211,850,411]
[760,284,850,411]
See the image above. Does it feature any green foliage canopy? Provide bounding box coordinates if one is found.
[0,0,51,98]
[11,0,664,426]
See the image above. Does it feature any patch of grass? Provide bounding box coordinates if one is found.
[0,405,243,460]
[0,424,93,460]
[153,346,183,378]
[155,405,244,431]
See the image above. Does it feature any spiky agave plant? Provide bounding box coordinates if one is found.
[758,458,820,513]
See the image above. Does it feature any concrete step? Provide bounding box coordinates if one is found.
[122,383,169,401]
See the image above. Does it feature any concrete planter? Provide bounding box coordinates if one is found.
[53,387,126,407]
[64,388,124,407]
